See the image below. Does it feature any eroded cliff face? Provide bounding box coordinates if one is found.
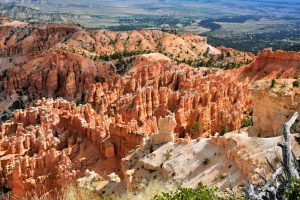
[0,23,80,57]
[1,20,300,198]
[84,55,252,138]
[0,54,255,195]
[0,98,137,197]
[0,22,253,124]
[250,79,300,137]
[0,56,254,197]
[229,48,300,81]
[2,50,114,101]
[251,49,300,79]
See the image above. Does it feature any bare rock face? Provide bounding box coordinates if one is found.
[0,48,253,197]
[229,48,300,82]
[158,113,177,135]
[2,21,300,198]
[0,22,252,124]
[152,113,177,145]
[0,75,252,197]
[0,98,121,197]
[85,56,252,140]
[250,79,300,137]
[2,50,113,101]
[0,23,80,57]
[140,113,177,152]
[67,29,220,62]
[122,130,300,192]
[250,48,300,79]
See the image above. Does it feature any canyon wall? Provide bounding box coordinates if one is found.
[250,79,300,137]
[85,56,252,138]
[229,48,300,81]
[0,22,253,124]
[1,21,300,198]
[0,56,254,197]
[249,49,300,80]
[2,50,114,101]
[0,98,143,197]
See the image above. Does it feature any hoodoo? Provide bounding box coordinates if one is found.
[0,8,300,199]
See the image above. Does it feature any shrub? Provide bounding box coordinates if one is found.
[271,79,276,88]
[109,39,117,46]
[163,150,172,160]
[203,158,211,165]
[220,124,229,136]
[113,180,173,200]
[153,183,231,200]
[187,60,192,66]
[291,120,300,134]
[219,51,225,60]
[219,173,227,180]
[274,154,281,164]
[241,116,253,128]
[95,76,105,83]
[293,80,299,88]
[206,60,212,67]
[286,178,300,200]
[9,100,25,110]
[204,47,210,57]
[191,121,203,133]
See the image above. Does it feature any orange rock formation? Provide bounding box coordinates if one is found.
[0,98,124,197]
[0,20,300,198]
[228,48,300,81]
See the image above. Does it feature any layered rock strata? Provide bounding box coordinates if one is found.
[228,48,300,81]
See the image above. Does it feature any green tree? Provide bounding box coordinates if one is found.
[271,79,276,88]
[293,80,299,88]
[220,123,229,136]
[204,47,210,57]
